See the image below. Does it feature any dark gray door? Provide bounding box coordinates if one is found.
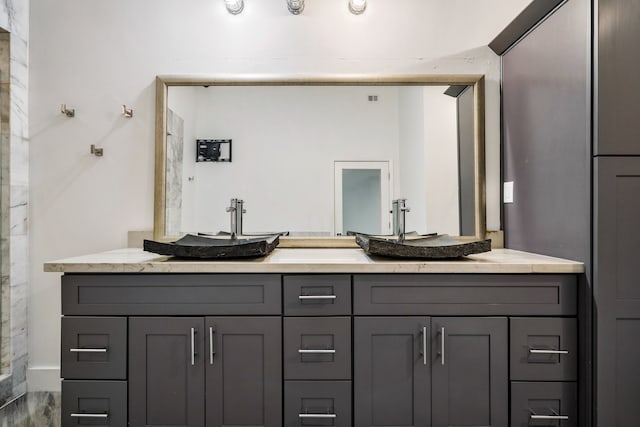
[205,317,282,427]
[129,317,205,427]
[595,157,640,427]
[431,317,508,427]
[597,0,640,155]
[354,317,431,427]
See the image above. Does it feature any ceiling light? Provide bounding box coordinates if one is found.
[225,0,244,14]
[349,0,366,14]
[287,0,305,15]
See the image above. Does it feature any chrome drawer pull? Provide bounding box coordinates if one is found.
[298,414,337,419]
[441,327,445,365]
[209,327,216,366]
[422,326,428,366]
[70,413,109,418]
[529,348,569,355]
[298,349,336,354]
[530,415,569,420]
[191,327,196,366]
[298,295,337,300]
[70,348,108,353]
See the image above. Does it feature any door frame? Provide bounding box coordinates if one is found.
[333,161,392,236]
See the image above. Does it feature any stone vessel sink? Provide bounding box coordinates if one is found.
[143,234,279,259]
[355,233,491,259]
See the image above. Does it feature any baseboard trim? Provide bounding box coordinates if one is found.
[27,367,60,392]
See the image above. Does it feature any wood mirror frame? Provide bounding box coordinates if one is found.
[154,74,486,247]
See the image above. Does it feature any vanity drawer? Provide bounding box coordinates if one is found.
[61,317,127,380]
[511,382,577,427]
[510,317,577,381]
[284,275,351,316]
[284,317,351,380]
[62,274,281,315]
[285,381,351,427]
[354,274,577,316]
[62,380,127,427]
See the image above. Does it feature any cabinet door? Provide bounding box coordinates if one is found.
[597,0,640,155]
[595,157,640,427]
[129,317,205,427]
[206,317,282,427]
[431,317,508,427]
[354,317,431,427]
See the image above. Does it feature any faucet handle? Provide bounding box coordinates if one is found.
[226,206,235,212]
[401,206,411,212]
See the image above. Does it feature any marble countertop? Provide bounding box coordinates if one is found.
[44,248,584,274]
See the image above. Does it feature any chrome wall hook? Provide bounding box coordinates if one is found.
[61,104,75,117]
[121,105,133,118]
[90,144,104,157]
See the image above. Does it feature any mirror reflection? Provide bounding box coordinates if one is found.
[158,79,484,241]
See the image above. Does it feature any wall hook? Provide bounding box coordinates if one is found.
[61,104,75,117]
[121,105,133,118]
[90,144,104,157]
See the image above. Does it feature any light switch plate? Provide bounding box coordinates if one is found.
[504,181,514,204]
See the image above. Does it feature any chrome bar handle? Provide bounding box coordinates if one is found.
[422,326,428,366]
[191,327,196,366]
[441,327,445,365]
[70,348,107,353]
[530,415,569,420]
[70,413,109,418]
[298,295,337,300]
[298,414,337,419]
[298,349,336,354]
[529,348,569,355]
[214,326,216,366]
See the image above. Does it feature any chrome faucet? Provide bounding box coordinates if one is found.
[391,198,410,241]
[226,198,245,239]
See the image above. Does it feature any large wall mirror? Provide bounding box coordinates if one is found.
[154,75,486,247]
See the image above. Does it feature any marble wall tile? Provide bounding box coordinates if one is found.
[9,184,28,239]
[10,135,28,184]
[0,0,30,406]
[10,204,27,235]
[10,235,27,284]
[0,392,61,427]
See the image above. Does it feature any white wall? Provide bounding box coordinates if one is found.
[179,85,399,234]
[398,86,459,235]
[424,86,459,234]
[398,86,427,232]
[28,0,532,389]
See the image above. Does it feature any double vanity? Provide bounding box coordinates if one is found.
[46,247,583,427]
[45,73,585,427]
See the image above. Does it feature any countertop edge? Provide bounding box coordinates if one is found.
[43,248,586,274]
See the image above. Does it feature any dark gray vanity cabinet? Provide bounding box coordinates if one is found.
[594,157,640,427]
[129,316,282,427]
[353,316,508,427]
[60,272,579,427]
[431,317,508,427]
[282,275,352,427]
[206,317,282,427]
[129,317,205,427]
[353,317,431,427]
[60,274,283,427]
[596,0,640,156]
